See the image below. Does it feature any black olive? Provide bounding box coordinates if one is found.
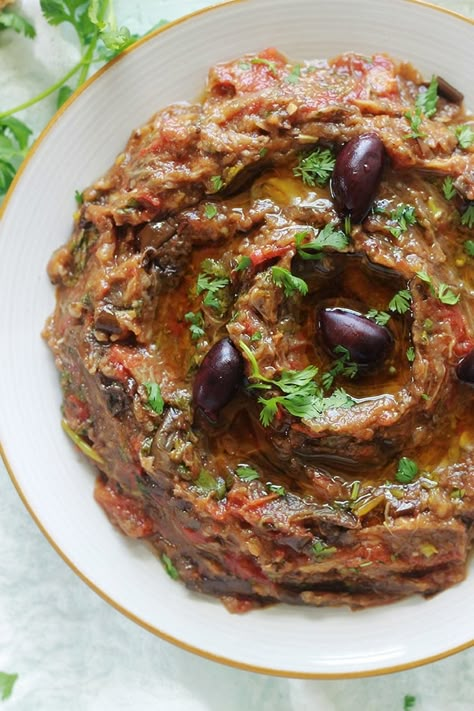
[456,349,474,385]
[319,308,393,366]
[193,338,244,420]
[331,133,385,223]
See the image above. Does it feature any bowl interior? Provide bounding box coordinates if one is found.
[1,0,473,676]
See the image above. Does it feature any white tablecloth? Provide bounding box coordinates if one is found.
[1,1,473,708]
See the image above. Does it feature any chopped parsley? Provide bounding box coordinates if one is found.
[388,204,417,238]
[144,382,164,415]
[0,672,18,702]
[194,469,226,499]
[416,271,460,305]
[161,554,179,580]
[406,346,416,362]
[395,457,419,484]
[461,204,474,229]
[312,540,337,558]
[285,64,301,84]
[204,203,218,219]
[293,146,336,187]
[366,308,391,326]
[0,116,33,195]
[464,239,474,257]
[455,124,474,149]
[240,341,355,427]
[294,223,349,260]
[266,482,286,496]
[250,57,278,75]
[196,259,230,314]
[210,175,224,192]
[442,176,456,200]
[236,465,260,482]
[271,266,308,297]
[404,108,425,139]
[321,345,358,390]
[250,331,262,342]
[235,255,252,272]
[389,289,412,315]
[74,189,84,205]
[403,694,417,710]
[415,75,438,118]
[184,311,205,340]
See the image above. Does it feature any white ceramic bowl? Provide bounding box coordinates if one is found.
[1,0,473,678]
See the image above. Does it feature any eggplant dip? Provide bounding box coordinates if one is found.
[44,49,474,612]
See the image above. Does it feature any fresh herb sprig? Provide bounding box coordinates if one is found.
[455,124,474,149]
[196,259,230,314]
[294,223,349,260]
[366,308,391,326]
[396,457,419,484]
[461,204,474,229]
[240,341,355,427]
[415,75,438,118]
[442,176,456,200]
[293,147,336,187]
[271,266,308,297]
[416,270,460,305]
[144,382,164,415]
[389,289,412,315]
[0,7,35,38]
[321,346,358,390]
[388,204,417,238]
[184,311,205,340]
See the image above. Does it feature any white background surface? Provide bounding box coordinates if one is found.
[1,1,474,708]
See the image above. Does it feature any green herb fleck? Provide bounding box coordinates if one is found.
[464,239,474,257]
[194,469,227,499]
[196,260,230,314]
[210,175,224,192]
[204,203,218,219]
[239,61,251,70]
[388,204,417,238]
[266,482,286,496]
[451,488,465,500]
[250,331,262,342]
[406,346,416,362]
[271,266,308,297]
[312,540,337,558]
[236,255,252,272]
[395,457,419,484]
[285,64,301,84]
[250,57,278,75]
[259,147,268,158]
[144,382,164,415]
[295,223,349,260]
[74,189,84,205]
[321,345,358,390]
[416,271,460,305]
[404,107,425,139]
[455,124,474,149]
[293,147,336,187]
[389,289,412,315]
[350,481,361,500]
[442,176,456,200]
[0,672,18,702]
[184,311,205,340]
[366,308,391,326]
[236,465,260,482]
[461,204,474,229]
[403,695,416,711]
[415,75,438,117]
[161,554,179,580]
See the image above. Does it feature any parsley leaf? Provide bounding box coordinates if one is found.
[388,204,417,238]
[250,57,278,75]
[321,345,358,390]
[404,108,425,139]
[184,311,205,340]
[406,346,416,362]
[455,124,474,149]
[235,255,252,272]
[266,482,286,496]
[389,289,412,314]
[204,203,218,219]
[403,695,417,711]
[210,175,224,192]
[366,308,391,326]
[236,465,260,482]
[0,672,18,702]
[196,259,230,314]
[395,457,419,484]
[312,540,337,558]
[295,223,349,260]
[0,9,36,38]
[285,64,301,84]
[416,271,460,305]
[144,382,164,415]
[194,469,226,499]
[442,176,456,200]
[293,147,336,187]
[461,204,474,229]
[415,75,438,118]
[0,117,32,195]
[464,239,474,257]
[161,554,179,580]
[271,266,308,297]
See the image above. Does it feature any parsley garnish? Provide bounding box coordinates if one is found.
[0,8,35,37]
[194,469,226,499]
[389,289,412,314]
[240,341,355,427]
[204,203,218,219]
[415,75,438,118]
[236,465,260,482]
[210,175,224,192]
[144,382,164,415]
[461,204,474,229]
[250,57,278,75]
[235,255,252,271]
[403,694,417,710]
[0,117,33,195]
[388,204,417,238]
[293,147,336,187]
[464,239,474,257]
[285,64,301,84]
[455,124,474,149]
[321,346,358,390]
[161,554,179,580]
[406,346,416,362]
[250,331,262,342]
[442,176,456,200]
[184,311,205,340]
[74,189,84,205]
[271,266,308,297]
[366,308,391,326]
[404,108,425,139]
[312,540,337,558]
[0,672,18,702]
[416,271,460,305]
[295,223,349,260]
[196,259,230,313]
[395,457,419,484]
[266,482,286,496]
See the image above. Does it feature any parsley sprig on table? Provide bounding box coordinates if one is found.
[293,147,336,187]
[240,341,355,427]
[0,1,166,197]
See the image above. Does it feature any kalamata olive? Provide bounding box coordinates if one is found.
[193,338,244,420]
[330,133,385,223]
[435,76,464,104]
[456,349,474,384]
[319,308,393,366]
